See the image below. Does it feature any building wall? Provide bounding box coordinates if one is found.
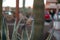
[45,0,57,9]
[46,0,57,3]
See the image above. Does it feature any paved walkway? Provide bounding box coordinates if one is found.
[44,21,60,40]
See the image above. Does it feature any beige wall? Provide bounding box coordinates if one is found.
[46,0,57,3]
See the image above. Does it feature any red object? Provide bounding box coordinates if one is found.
[15,0,19,25]
[45,14,50,20]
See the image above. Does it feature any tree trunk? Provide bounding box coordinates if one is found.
[33,0,44,24]
[33,0,44,40]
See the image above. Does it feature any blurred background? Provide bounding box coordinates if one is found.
[1,0,60,40]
